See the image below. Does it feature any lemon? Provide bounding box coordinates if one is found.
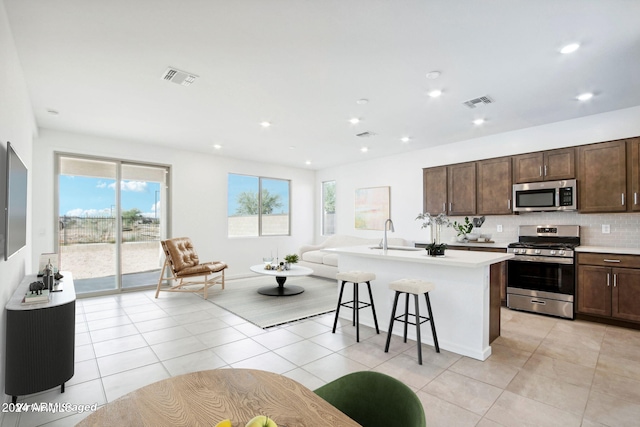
[215,419,232,427]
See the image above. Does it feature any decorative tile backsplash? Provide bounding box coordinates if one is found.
[437,212,640,248]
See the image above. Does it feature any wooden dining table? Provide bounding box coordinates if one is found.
[76,368,361,426]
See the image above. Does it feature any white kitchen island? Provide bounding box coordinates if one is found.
[324,246,513,361]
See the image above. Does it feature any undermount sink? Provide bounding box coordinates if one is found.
[369,246,422,251]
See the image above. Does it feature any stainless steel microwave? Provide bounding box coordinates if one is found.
[513,179,577,212]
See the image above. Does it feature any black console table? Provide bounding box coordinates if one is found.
[5,272,75,403]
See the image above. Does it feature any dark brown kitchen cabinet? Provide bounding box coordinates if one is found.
[578,140,627,213]
[628,137,640,212]
[513,147,575,183]
[447,162,476,215]
[422,163,476,215]
[477,156,512,215]
[577,253,640,323]
[423,166,447,214]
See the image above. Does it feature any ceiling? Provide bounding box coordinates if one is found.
[5,0,640,169]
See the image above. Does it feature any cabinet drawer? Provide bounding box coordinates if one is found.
[578,253,640,268]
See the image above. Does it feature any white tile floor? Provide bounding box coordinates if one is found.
[2,288,640,427]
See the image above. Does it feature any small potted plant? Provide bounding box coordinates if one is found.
[425,241,447,257]
[284,254,299,270]
[452,217,474,242]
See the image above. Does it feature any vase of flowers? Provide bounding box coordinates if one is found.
[416,212,450,244]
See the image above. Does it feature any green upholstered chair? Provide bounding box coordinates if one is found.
[314,371,426,427]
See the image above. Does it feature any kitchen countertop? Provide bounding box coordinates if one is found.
[576,246,640,256]
[416,241,510,249]
[324,245,513,268]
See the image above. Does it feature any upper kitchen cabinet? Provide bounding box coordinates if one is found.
[628,137,640,212]
[477,156,512,215]
[422,163,476,216]
[578,139,627,213]
[448,162,477,216]
[513,147,575,183]
[423,166,447,214]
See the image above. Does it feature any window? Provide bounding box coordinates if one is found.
[322,180,336,235]
[228,173,290,237]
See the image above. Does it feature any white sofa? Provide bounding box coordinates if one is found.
[298,234,410,279]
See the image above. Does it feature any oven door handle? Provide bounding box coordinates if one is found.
[531,299,547,305]
[510,255,574,265]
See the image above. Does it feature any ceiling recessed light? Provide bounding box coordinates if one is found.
[305,161,311,165]
[356,98,369,105]
[426,71,441,80]
[213,144,222,149]
[428,90,442,98]
[473,119,485,125]
[400,136,411,143]
[349,117,361,124]
[289,146,296,150]
[576,92,593,101]
[260,121,271,128]
[560,43,580,54]
[360,147,369,153]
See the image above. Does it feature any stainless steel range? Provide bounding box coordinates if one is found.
[507,225,580,319]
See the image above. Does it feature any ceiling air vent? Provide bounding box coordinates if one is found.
[161,67,198,86]
[356,131,376,138]
[463,95,494,109]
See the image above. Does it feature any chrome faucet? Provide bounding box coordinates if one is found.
[383,218,395,251]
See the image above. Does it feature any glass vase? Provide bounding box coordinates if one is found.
[431,223,442,244]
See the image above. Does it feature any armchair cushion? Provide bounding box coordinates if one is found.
[163,237,200,272]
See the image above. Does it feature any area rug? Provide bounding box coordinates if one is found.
[205,275,338,328]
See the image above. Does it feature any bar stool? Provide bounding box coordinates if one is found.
[384,278,439,364]
[332,271,379,342]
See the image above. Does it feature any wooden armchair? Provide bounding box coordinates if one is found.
[155,237,227,299]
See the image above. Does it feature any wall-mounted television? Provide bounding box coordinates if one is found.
[4,141,28,260]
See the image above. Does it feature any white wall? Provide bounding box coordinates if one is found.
[31,129,316,280]
[0,0,36,408]
[316,106,640,247]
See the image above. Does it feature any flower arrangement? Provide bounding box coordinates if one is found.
[416,212,450,245]
[415,212,450,228]
[424,241,447,257]
[284,254,299,264]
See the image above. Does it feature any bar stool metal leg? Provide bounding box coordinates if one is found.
[366,281,380,334]
[355,281,360,342]
[403,293,409,343]
[414,294,423,364]
[425,293,440,352]
[332,281,347,333]
[384,291,401,353]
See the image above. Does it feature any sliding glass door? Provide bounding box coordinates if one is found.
[57,154,169,295]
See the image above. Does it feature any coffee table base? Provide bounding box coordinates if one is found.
[257,276,305,296]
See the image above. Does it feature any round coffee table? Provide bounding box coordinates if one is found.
[250,264,314,296]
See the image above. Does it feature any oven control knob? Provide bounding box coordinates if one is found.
[550,250,556,255]
[534,249,541,254]
[559,250,565,255]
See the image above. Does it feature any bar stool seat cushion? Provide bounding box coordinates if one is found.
[336,271,376,283]
[389,278,435,295]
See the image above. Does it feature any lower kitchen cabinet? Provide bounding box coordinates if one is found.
[577,253,640,323]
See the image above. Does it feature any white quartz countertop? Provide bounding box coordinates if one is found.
[576,246,640,256]
[323,245,513,268]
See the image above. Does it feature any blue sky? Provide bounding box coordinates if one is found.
[59,176,161,217]
[227,174,290,216]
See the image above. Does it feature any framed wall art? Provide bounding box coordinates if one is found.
[354,186,390,230]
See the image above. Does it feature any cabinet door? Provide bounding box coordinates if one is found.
[513,152,544,183]
[447,162,476,215]
[629,137,640,212]
[578,140,627,213]
[477,157,512,215]
[544,147,575,181]
[577,265,611,316]
[612,267,640,322]
[423,166,447,214]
